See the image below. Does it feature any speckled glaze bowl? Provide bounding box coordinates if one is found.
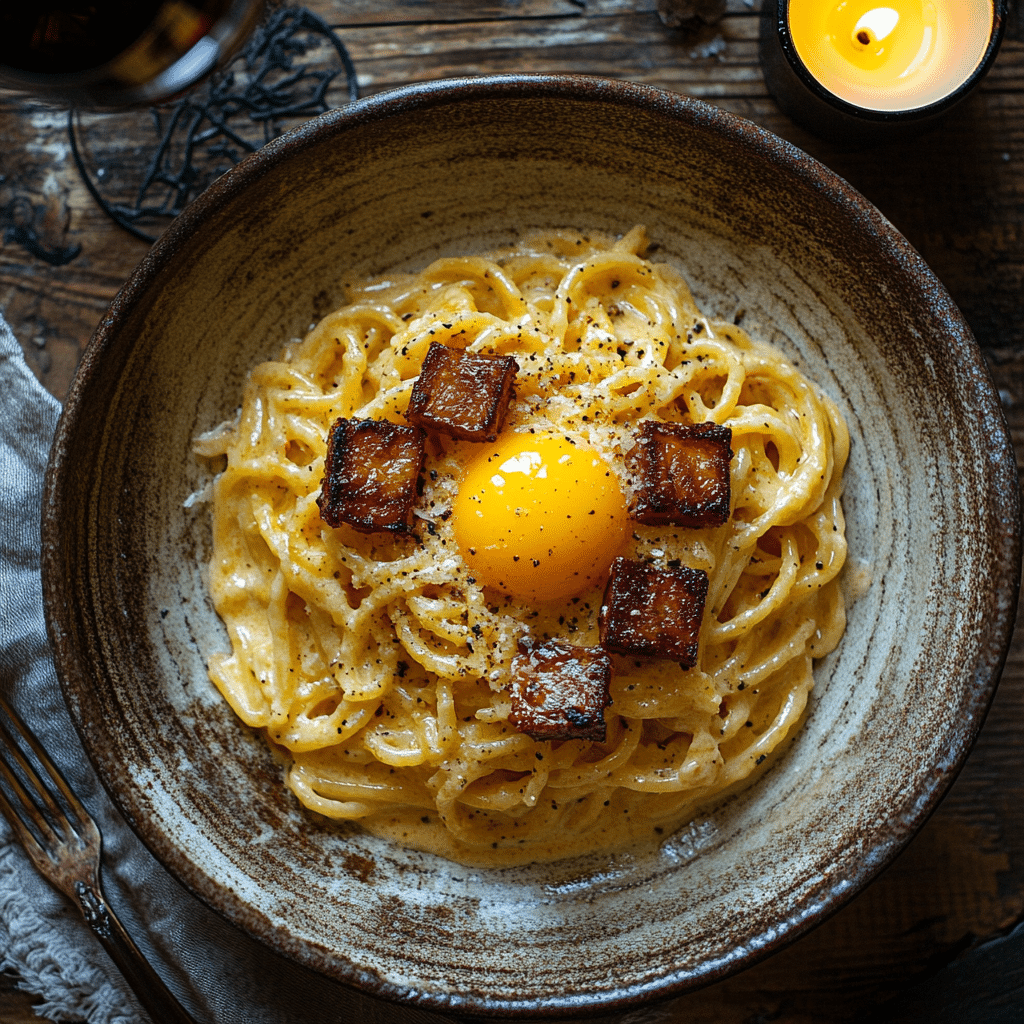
[41,76,1020,1017]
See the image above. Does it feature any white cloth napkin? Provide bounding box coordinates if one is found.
[0,316,462,1024]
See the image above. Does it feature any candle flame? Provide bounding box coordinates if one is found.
[851,7,900,53]
[788,0,995,113]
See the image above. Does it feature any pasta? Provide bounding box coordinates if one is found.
[195,227,849,866]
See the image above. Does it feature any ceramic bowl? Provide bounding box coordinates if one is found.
[41,75,1020,1017]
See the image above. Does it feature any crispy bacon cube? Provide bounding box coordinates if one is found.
[317,417,425,533]
[406,341,519,442]
[507,637,612,742]
[599,557,708,667]
[626,420,733,528]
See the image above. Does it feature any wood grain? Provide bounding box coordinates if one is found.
[1,1,1022,1021]
[0,973,49,1024]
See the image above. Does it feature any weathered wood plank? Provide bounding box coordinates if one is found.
[341,11,763,96]
[327,0,763,25]
[0,973,50,1024]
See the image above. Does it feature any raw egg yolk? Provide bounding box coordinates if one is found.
[452,433,629,602]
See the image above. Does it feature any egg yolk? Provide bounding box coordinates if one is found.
[452,433,629,602]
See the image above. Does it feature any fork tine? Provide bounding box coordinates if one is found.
[0,695,99,857]
[0,766,51,867]
[0,695,200,1022]
[0,694,91,821]
[0,712,66,852]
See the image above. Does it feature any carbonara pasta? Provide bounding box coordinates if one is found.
[195,227,849,866]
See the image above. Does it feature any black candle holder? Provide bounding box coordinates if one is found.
[759,0,1008,144]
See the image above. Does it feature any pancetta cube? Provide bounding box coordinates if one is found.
[626,420,733,528]
[507,637,612,742]
[317,417,425,533]
[599,557,708,667]
[406,341,519,442]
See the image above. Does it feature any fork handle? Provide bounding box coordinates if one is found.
[77,881,202,1024]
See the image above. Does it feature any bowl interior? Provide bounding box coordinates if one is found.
[41,76,1020,1016]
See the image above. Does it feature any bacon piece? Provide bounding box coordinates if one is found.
[317,417,425,533]
[626,420,733,528]
[406,341,519,442]
[507,637,612,742]
[599,557,709,667]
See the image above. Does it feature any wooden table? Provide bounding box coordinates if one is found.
[2,2,1022,1021]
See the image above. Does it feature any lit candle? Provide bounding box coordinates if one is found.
[760,0,1007,141]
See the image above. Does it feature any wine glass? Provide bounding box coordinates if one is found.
[0,1,267,110]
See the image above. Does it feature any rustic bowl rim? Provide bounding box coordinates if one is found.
[41,73,1022,1016]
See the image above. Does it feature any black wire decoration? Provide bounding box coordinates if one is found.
[0,188,82,266]
[69,6,359,243]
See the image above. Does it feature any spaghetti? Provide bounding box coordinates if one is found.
[195,227,849,866]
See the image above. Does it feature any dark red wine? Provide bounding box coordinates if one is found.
[0,3,165,75]
[0,0,263,108]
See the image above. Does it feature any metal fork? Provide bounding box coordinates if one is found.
[0,692,200,1024]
